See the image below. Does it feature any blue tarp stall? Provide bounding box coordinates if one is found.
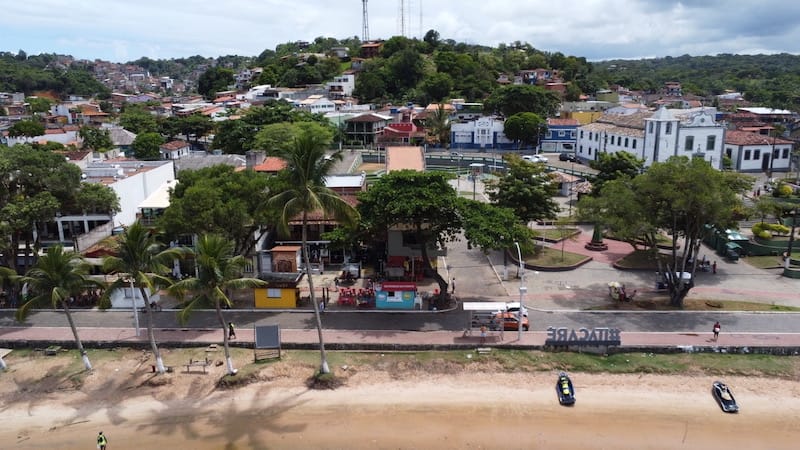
[375,281,421,310]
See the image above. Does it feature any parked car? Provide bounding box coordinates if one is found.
[494,312,529,331]
[450,151,463,158]
[712,381,739,413]
[556,372,576,405]
[522,154,548,163]
[559,152,578,162]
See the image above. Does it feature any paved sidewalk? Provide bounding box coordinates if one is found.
[2,326,799,351]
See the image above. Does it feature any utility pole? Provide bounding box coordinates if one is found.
[362,0,370,41]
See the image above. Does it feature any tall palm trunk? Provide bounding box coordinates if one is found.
[139,286,165,373]
[62,301,92,371]
[303,214,329,374]
[216,303,236,375]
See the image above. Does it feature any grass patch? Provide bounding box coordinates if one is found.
[743,255,783,269]
[537,228,580,241]
[525,246,587,267]
[586,297,800,311]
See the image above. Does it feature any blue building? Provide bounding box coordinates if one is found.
[450,116,516,150]
[540,118,579,153]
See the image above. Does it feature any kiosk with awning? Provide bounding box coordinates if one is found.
[375,281,421,309]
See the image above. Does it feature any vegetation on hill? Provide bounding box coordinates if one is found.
[0,51,110,97]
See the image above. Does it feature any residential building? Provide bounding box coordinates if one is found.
[724,130,793,173]
[345,112,390,146]
[541,118,579,153]
[326,73,355,99]
[160,140,191,160]
[296,95,336,114]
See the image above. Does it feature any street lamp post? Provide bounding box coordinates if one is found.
[514,242,526,341]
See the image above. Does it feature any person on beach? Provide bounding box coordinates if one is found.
[97,431,108,450]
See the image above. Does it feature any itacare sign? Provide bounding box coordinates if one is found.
[545,327,621,346]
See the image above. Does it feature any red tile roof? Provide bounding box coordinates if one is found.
[725,130,793,146]
[547,118,579,126]
[160,140,189,151]
[252,157,287,172]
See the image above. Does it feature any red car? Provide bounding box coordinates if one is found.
[494,312,529,331]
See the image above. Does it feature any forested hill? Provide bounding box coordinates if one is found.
[593,53,800,109]
[0,51,109,97]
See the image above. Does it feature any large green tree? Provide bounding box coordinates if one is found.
[0,145,116,276]
[584,156,750,307]
[357,171,462,295]
[16,246,102,371]
[198,66,235,99]
[503,112,546,149]
[158,165,276,258]
[102,223,185,374]
[171,234,266,375]
[119,104,159,134]
[485,154,560,225]
[131,132,164,160]
[7,119,44,139]
[484,84,561,118]
[589,151,645,194]
[79,126,113,152]
[268,130,358,375]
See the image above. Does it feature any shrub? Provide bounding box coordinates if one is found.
[769,223,791,235]
[751,222,767,235]
[776,184,794,197]
[757,230,772,239]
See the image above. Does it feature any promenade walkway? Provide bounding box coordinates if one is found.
[2,326,799,351]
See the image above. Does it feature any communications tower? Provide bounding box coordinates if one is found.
[362,0,369,41]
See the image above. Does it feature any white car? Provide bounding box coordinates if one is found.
[522,154,548,163]
[495,302,528,317]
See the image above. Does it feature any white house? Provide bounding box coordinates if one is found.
[576,107,725,170]
[724,130,793,173]
[296,95,336,114]
[160,140,191,160]
[326,74,355,99]
[450,116,514,150]
[82,160,175,227]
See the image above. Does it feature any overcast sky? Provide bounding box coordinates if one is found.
[4,0,800,63]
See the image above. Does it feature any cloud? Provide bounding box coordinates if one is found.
[2,0,799,62]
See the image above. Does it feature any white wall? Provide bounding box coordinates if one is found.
[107,161,175,226]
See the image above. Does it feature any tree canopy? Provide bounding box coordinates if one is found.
[485,154,560,224]
[502,112,546,149]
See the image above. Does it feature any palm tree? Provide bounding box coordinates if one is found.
[102,223,184,374]
[16,246,101,371]
[170,234,266,375]
[425,103,451,149]
[268,128,359,374]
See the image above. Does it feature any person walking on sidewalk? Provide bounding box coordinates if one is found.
[450,278,456,295]
[712,321,721,341]
[97,431,108,450]
[228,322,236,340]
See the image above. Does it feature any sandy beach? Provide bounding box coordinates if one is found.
[1,349,799,450]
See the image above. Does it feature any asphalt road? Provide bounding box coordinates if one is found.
[2,308,799,335]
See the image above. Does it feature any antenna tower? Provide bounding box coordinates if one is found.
[398,0,406,37]
[362,0,370,41]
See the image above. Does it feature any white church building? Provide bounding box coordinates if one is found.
[575,107,725,170]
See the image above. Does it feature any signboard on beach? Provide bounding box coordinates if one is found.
[545,327,621,346]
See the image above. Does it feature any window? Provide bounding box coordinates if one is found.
[580,130,584,139]
[570,131,575,138]
[754,150,761,159]
[558,130,565,137]
[267,288,281,298]
[589,132,593,140]
[624,137,629,147]
[632,139,637,149]
[588,148,592,156]
[783,148,790,159]
[648,122,654,133]
[744,150,751,160]
[706,135,716,150]
[666,122,672,134]
[685,135,694,151]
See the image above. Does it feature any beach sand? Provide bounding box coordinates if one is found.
[1,349,799,449]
